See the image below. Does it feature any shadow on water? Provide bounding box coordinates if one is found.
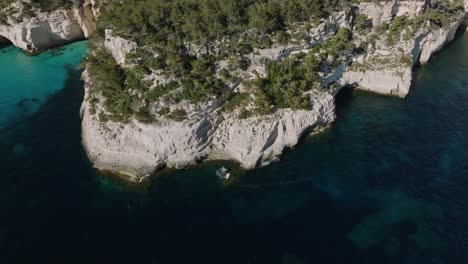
[334,85,355,116]
[0,43,11,50]
[0,67,99,262]
[0,38,12,48]
[0,66,250,264]
[0,40,12,54]
[0,66,363,264]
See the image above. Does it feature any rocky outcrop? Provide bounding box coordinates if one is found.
[347,0,467,97]
[80,11,344,179]
[209,93,335,169]
[0,10,83,53]
[74,0,97,38]
[0,1,96,53]
[81,74,336,178]
[343,68,413,97]
[359,0,427,26]
[418,16,466,64]
[79,0,468,181]
[104,30,137,65]
[88,0,101,17]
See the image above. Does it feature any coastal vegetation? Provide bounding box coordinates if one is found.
[86,0,359,122]
[81,0,466,123]
[1,0,467,189]
[250,27,355,114]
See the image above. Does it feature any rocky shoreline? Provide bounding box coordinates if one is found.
[0,0,96,54]
[80,1,468,181]
[81,70,337,179]
[2,0,467,182]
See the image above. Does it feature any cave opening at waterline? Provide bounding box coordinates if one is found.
[0,35,12,49]
[334,85,356,117]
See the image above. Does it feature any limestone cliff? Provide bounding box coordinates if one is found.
[0,0,96,53]
[359,0,427,26]
[341,0,466,97]
[2,0,464,182]
[81,71,336,178]
[80,0,468,181]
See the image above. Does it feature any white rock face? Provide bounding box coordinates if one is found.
[0,2,96,53]
[346,1,467,97]
[80,0,468,180]
[89,0,101,17]
[0,10,83,52]
[418,16,466,64]
[81,73,336,178]
[74,0,96,38]
[104,30,137,65]
[343,68,413,97]
[359,1,395,26]
[210,94,335,169]
[395,0,427,18]
[359,0,426,26]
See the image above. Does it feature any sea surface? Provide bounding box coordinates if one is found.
[0,42,87,129]
[0,34,468,264]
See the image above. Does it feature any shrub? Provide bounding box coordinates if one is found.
[168,109,187,122]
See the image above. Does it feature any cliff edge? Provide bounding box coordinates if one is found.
[0,0,96,53]
[3,0,465,182]
[80,0,468,181]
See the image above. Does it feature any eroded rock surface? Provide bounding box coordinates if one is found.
[3,0,465,181]
[80,1,468,180]
[0,0,96,53]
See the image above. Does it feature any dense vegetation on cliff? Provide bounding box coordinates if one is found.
[86,0,357,122]
[85,0,466,123]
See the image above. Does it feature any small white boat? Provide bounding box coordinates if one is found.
[138,174,151,183]
[216,167,230,180]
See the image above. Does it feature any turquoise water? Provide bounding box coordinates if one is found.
[0,35,468,263]
[0,41,87,128]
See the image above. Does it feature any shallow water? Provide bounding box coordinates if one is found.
[0,35,468,263]
[0,41,87,128]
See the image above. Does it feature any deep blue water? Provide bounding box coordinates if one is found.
[0,34,468,264]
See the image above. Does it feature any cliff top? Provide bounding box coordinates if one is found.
[83,0,465,124]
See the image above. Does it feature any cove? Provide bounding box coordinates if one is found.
[0,41,88,128]
[0,34,468,263]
